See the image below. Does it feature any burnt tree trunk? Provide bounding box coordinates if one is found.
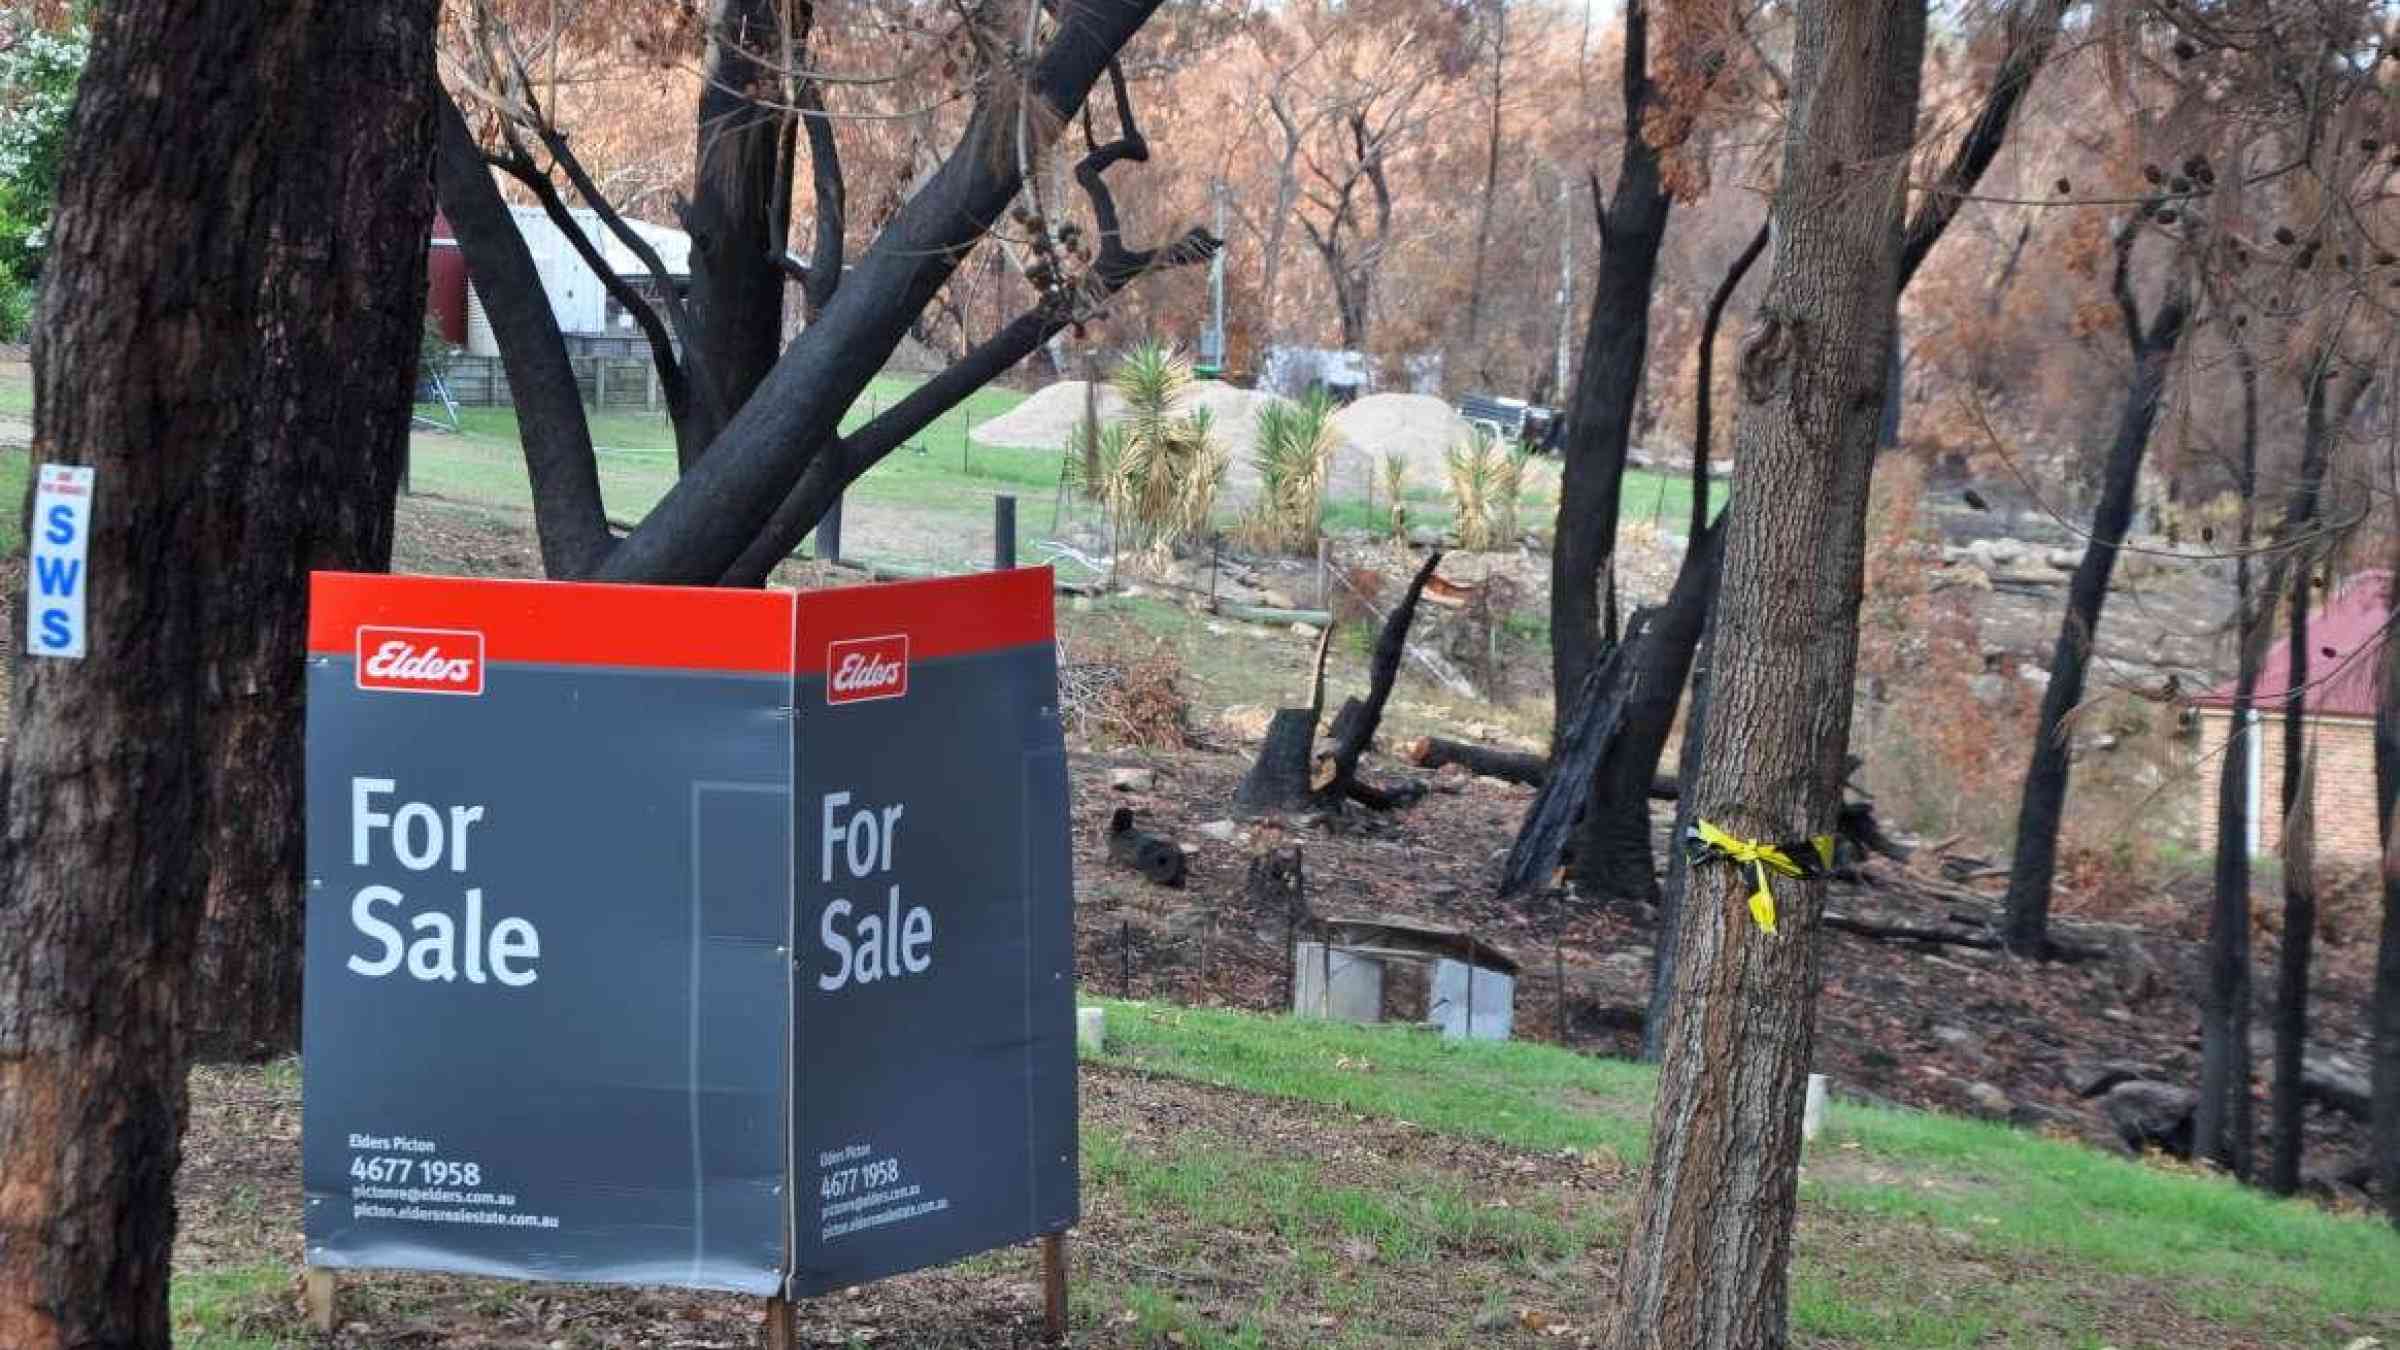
[188,10,434,1064]
[0,0,437,1340]
[1605,0,1923,1343]
[1237,626,1336,815]
[1612,0,2062,1023]
[2375,564,2400,1230]
[2003,220,2188,958]
[1316,552,1444,804]
[433,93,614,579]
[683,0,792,463]
[2270,749,2317,1195]
[1577,518,1728,899]
[1579,222,1758,912]
[1499,617,1653,898]
[2195,340,2262,1176]
[1550,0,1670,751]
[2267,360,2356,1194]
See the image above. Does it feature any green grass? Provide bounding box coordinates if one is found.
[0,445,28,557]
[404,385,1735,562]
[0,368,29,416]
[171,1263,287,1348]
[411,374,1036,538]
[1096,1000,1652,1163]
[1091,1000,2400,1344]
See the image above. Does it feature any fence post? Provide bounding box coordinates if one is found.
[995,495,1017,571]
[595,358,610,409]
[819,496,843,564]
[645,361,659,412]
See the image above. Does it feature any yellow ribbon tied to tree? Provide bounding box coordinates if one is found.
[1682,820,1834,935]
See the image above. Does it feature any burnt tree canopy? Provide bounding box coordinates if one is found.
[438,1,1218,587]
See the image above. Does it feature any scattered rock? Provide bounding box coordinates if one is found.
[1197,819,1241,843]
[1292,622,1321,639]
[1109,766,1156,793]
[1967,537,2026,569]
[1932,1024,1975,1048]
[1259,587,1298,610]
[2107,936,2164,1004]
[1965,1081,2013,1118]
[1969,674,2011,705]
[2099,1080,2197,1157]
[2067,1060,2159,1099]
[2302,1169,2374,1212]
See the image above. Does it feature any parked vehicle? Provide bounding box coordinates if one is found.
[1456,392,1558,451]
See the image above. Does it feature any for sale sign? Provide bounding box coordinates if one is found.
[301,568,1076,1298]
[789,571,1077,1295]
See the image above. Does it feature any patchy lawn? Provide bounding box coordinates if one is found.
[173,1004,2397,1348]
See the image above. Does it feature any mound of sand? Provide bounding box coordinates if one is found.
[970,378,1302,489]
[1327,393,1472,487]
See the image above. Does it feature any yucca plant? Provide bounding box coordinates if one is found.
[1244,390,1338,554]
[1444,425,1506,550]
[1491,440,1536,545]
[1074,342,1226,564]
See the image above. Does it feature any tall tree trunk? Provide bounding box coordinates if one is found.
[2268,361,2347,1194]
[1577,221,1764,905]
[1606,0,1923,1343]
[1334,262,1371,350]
[2375,565,2400,1230]
[685,0,792,464]
[2195,339,2261,1176]
[188,8,435,1063]
[2002,234,2188,958]
[0,0,436,1341]
[1461,0,1506,358]
[433,92,613,579]
[1643,548,1723,1063]
[1549,0,1668,754]
[1604,0,2063,995]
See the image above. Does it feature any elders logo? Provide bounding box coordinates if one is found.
[356,626,485,696]
[827,634,909,704]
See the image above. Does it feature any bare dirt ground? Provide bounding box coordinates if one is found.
[183,1063,1633,1347]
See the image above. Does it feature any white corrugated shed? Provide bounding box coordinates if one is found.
[504,204,691,338]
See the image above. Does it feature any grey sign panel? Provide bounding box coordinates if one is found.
[789,640,1078,1295]
[302,660,791,1294]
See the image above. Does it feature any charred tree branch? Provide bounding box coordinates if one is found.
[492,139,699,430]
[718,127,1220,585]
[433,89,613,577]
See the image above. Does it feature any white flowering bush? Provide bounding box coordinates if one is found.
[0,22,88,338]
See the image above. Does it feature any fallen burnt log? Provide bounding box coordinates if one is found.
[1401,737,1678,797]
[1106,807,1187,887]
[1820,904,2107,961]
[1412,734,1907,868]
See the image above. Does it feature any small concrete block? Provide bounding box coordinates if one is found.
[1076,1006,1106,1053]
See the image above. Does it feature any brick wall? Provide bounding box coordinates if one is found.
[2192,709,2382,862]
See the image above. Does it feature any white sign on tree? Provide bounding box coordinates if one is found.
[27,463,95,659]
